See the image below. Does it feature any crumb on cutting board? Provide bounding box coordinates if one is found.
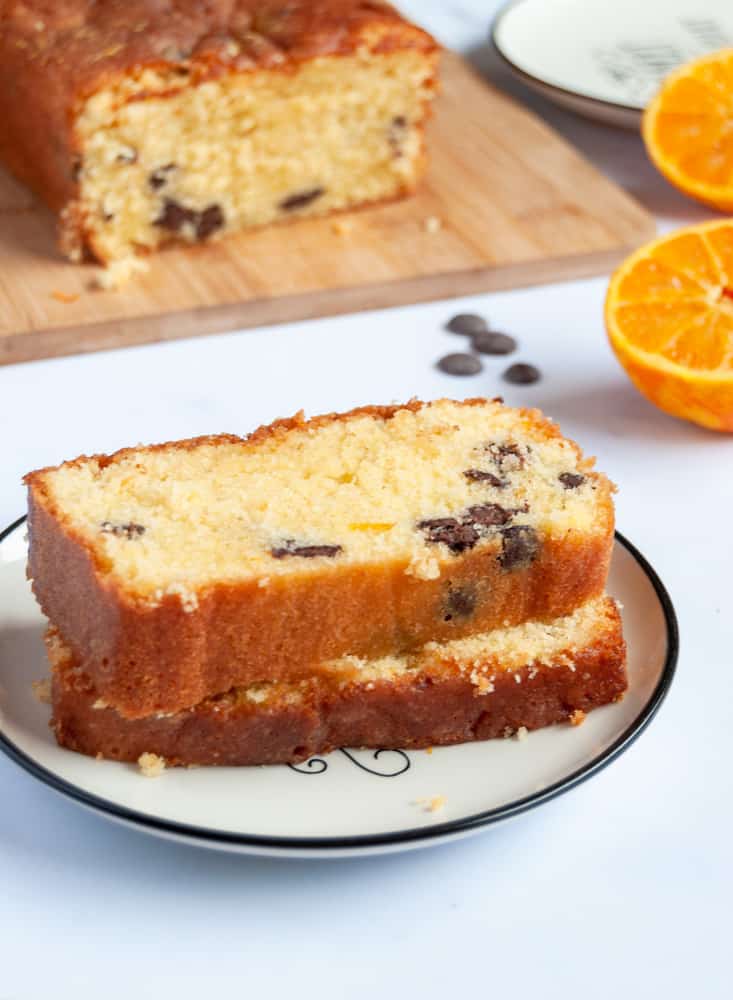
[94,256,149,290]
[414,795,446,813]
[424,215,442,233]
[51,289,79,304]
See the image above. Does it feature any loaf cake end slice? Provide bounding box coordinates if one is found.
[48,597,627,767]
[26,398,615,717]
[0,1,439,266]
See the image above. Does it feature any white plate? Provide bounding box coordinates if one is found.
[0,517,676,859]
[492,0,733,128]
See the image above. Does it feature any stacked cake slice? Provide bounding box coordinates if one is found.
[25,398,627,767]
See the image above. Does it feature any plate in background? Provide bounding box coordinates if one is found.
[0,517,677,859]
[492,0,733,128]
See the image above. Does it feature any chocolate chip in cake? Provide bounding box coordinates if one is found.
[503,363,541,385]
[486,442,526,471]
[271,541,343,559]
[559,472,586,490]
[279,187,325,212]
[499,525,540,570]
[71,159,82,183]
[196,204,224,240]
[154,198,194,232]
[443,585,476,621]
[446,314,488,336]
[463,469,506,487]
[418,518,480,554]
[149,164,176,190]
[436,353,482,376]
[100,521,146,540]
[472,331,517,356]
[466,503,513,527]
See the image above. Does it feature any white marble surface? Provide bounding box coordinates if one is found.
[0,3,729,997]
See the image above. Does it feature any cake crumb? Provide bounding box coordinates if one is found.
[138,752,166,777]
[331,218,353,235]
[570,709,586,727]
[414,795,446,813]
[51,289,79,304]
[424,215,442,233]
[31,678,51,704]
[92,698,109,710]
[93,256,149,290]
[405,552,440,580]
[470,669,495,695]
[515,726,528,742]
[425,747,433,755]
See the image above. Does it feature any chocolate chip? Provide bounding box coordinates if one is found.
[418,518,479,554]
[444,585,476,621]
[100,521,145,540]
[466,503,513,527]
[503,363,541,385]
[154,198,193,232]
[463,469,506,487]
[559,472,586,489]
[279,187,325,212]
[71,159,82,183]
[196,204,224,240]
[499,525,540,570]
[446,314,488,336]
[149,164,175,190]
[437,353,482,376]
[271,541,343,559]
[472,331,517,355]
[486,442,526,471]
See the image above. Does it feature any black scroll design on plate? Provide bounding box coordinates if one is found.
[288,748,410,777]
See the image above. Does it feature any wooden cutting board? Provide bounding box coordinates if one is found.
[0,52,654,366]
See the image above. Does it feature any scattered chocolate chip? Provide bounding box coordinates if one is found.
[154,198,193,232]
[466,503,513,527]
[196,203,224,240]
[279,187,325,212]
[446,314,488,336]
[463,469,506,487]
[271,541,343,559]
[71,159,82,183]
[499,525,540,570]
[149,163,176,190]
[472,331,517,355]
[437,353,482,376]
[486,442,526,471]
[503,363,541,385]
[559,472,586,489]
[418,518,479,554]
[100,521,145,540]
[444,585,476,621]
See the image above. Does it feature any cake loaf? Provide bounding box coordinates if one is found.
[49,597,627,767]
[0,1,439,266]
[26,399,615,718]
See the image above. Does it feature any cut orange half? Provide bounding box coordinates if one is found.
[605,221,733,431]
[643,49,733,212]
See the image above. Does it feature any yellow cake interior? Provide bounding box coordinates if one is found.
[74,49,436,262]
[33,400,613,598]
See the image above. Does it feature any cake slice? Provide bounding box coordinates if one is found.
[48,597,627,767]
[26,399,615,718]
[0,1,438,267]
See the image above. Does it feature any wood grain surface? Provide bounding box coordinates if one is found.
[0,53,655,366]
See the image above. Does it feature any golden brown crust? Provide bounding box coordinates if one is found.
[25,398,616,719]
[0,1,438,244]
[50,600,628,766]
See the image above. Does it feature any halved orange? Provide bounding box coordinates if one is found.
[643,49,733,211]
[605,220,733,431]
